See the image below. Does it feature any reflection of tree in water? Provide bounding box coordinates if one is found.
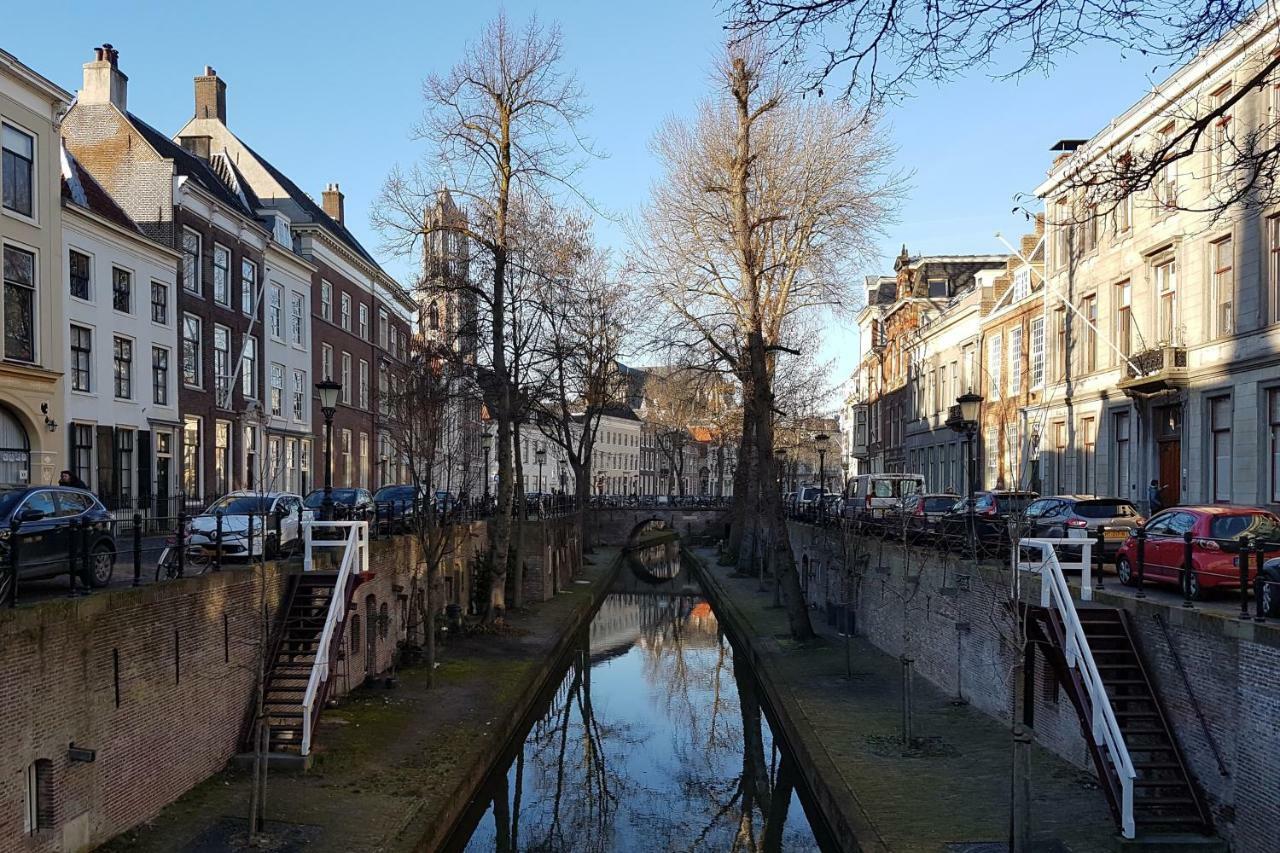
[463,591,820,852]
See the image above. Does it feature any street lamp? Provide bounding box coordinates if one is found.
[949,391,985,558]
[481,429,493,505]
[535,445,546,495]
[314,379,342,521]
[815,433,830,521]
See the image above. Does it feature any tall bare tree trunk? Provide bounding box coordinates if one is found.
[509,420,526,610]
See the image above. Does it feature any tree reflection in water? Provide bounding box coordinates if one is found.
[458,547,828,852]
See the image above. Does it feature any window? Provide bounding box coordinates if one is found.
[1270,390,1280,504]
[1209,83,1232,177]
[341,353,352,404]
[1081,294,1097,373]
[293,369,306,420]
[152,346,169,405]
[241,258,257,316]
[290,292,304,345]
[1011,267,1031,302]
[1053,421,1067,494]
[988,334,1001,399]
[4,244,36,361]
[1029,317,1045,389]
[244,425,258,487]
[1080,417,1097,494]
[1270,216,1280,324]
[358,304,369,340]
[1116,280,1132,358]
[1149,258,1176,344]
[113,336,133,398]
[151,281,168,324]
[270,363,284,416]
[70,325,91,392]
[378,308,389,349]
[241,335,257,399]
[182,314,202,387]
[1212,236,1233,337]
[72,424,93,488]
[3,123,35,218]
[1114,411,1131,498]
[341,429,353,485]
[114,428,134,501]
[321,343,333,381]
[213,325,231,403]
[1114,194,1132,235]
[1155,122,1178,208]
[340,293,351,330]
[182,416,201,497]
[112,267,131,313]
[428,301,440,331]
[214,420,232,495]
[182,229,201,294]
[359,359,369,409]
[25,758,53,834]
[379,362,390,415]
[1210,396,1232,502]
[359,433,370,488]
[321,280,332,321]
[268,283,283,339]
[69,250,90,300]
[212,245,231,306]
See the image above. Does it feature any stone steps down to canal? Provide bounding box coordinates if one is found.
[688,544,1166,853]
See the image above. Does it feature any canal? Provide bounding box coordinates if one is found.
[446,538,836,852]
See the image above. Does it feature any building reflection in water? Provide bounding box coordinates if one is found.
[454,543,830,852]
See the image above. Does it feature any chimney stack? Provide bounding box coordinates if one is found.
[322,183,345,225]
[81,43,128,111]
[194,66,227,124]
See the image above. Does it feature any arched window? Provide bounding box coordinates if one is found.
[0,405,31,486]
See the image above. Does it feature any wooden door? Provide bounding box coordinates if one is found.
[1157,440,1181,506]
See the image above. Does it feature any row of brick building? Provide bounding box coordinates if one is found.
[1,45,422,510]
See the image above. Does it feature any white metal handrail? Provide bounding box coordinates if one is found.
[300,519,368,756]
[1020,537,1136,839]
[1015,530,1096,600]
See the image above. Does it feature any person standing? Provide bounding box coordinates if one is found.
[59,469,90,491]
[1147,479,1164,515]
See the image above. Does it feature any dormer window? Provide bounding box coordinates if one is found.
[1012,267,1031,301]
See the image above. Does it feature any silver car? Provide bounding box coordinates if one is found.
[1023,495,1144,558]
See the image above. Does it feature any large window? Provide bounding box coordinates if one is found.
[321,280,332,321]
[1270,216,1280,324]
[341,353,352,404]
[1209,84,1232,176]
[182,314,202,387]
[270,363,284,416]
[1153,258,1176,344]
[2,123,34,217]
[268,283,283,338]
[212,244,231,306]
[114,428,134,501]
[1155,122,1178,208]
[359,359,369,409]
[112,267,131,313]
[1080,416,1097,494]
[1116,279,1132,358]
[72,424,93,488]
[182,416,201,497]
[214,420,232,495]
[1212,236,1234,337]
[113,336,133,399]
[1008,326,1022,396]
[151,281,168,325]
[1210,395,1232,503]
[1029,317,1045,390]
[181,228,201,294]
[152,346,169,405]
[378,308,389,349]
[1081,293,1097,373]
[213,324,231,403]
[241,335,257,399]
[1052,307,1067,381]
[341,429,353,485]
[290,292,304,345]
[988,334,1001,399]
[241,258,257,316]
[3,244,36,361]
[1113,411,1131,498]
[293,369,306,420]
[1270,389,1280,504]
[69,249,90,300]
[340,293,351,330]
[358,304,369,340]
[70,324,91,392]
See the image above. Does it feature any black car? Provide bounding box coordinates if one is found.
[303,488,374,521]
[888,493,960,540]
[939,490,1040,555]
[372,484,423,532]
[0,486,116,593]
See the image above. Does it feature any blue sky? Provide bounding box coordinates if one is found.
[11,0,1161,390]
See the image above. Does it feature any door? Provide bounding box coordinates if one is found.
[1158,440,1181,506]
[155,431,172,520]
[15,490,62,578]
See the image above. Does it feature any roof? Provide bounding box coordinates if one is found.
[60,146,140,233]
[127,112,257,217]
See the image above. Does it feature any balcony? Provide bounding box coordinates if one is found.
[1117,346,1188,395]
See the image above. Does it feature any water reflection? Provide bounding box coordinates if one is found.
[452,545,830,852]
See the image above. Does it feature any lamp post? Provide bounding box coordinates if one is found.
[815,432,830,522]
[314,379,342,521]
[481,429,493,506]
[949,391,985,559]
[535,445,546,495]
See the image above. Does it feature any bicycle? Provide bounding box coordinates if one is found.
[155,525,213,581]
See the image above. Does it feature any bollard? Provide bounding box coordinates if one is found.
[1181,530,1196,609]
[67,518,81,597]
[214,510,224,572]
[1094,526,1106,589]
[273,508,282,558]
[1256,539,1269,623]
[1135,525,1147,598]
[297,500,305,549]
[7,518,20,607]
[133,513,143,587]
[176,511,187,579]
[1239,535,1253,620]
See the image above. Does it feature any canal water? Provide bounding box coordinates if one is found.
[447,539,835,852]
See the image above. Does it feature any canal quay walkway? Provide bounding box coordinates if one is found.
[689,545,1121,853]
[101,547,622,853]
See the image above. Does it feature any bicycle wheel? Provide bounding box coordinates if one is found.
[155,546,176,581]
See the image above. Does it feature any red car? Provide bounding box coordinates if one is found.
[1114,505,1280,598]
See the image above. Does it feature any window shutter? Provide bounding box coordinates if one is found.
[137,430,153,503]
[96,426,115,502]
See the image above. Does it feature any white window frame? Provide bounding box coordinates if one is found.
[341,352,352,404]
[268,283,284,340]
[241,334,258,399]
[241,258,257,316]
[321,343,333,381]
[1029,317,1045,390]
[181,228,201,295]
[270,363,284,416]
[212,243,231,307]
[182,313,202,388]
[988,333,1002,400]
[320,279,332,321]
[2,121,37,224]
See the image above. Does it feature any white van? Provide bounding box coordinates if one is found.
[843,474,926,524]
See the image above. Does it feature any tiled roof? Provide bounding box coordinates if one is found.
[60,146,141,233]
[127,112,257,217]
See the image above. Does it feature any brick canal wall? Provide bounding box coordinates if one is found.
[788,522,1280,851]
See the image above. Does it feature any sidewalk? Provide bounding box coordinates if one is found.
[100,548,620,853]
[690,545,1121,853]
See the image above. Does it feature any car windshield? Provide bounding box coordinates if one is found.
[924,496,957,512]
[1075,500,1137,519]
[799,487,821,501]
[1210,513,1280,543]
[207,495,273,514]
[374,486,416,502]
[994,494,1037,513]
[0,489,25,518]
[305,489,358,508]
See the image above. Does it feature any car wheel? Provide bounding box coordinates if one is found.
[1263,579,1279,617]
[1116,556,1134,586]
[90,543,114,587]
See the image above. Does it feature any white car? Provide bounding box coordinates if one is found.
[188,491,312,559]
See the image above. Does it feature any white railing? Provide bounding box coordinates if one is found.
[299,519,369,756]
[1019,537,1136,839]
[1015,529,1096,600]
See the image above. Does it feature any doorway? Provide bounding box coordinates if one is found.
[1158,440,1181,506]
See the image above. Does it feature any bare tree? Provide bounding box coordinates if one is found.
[374,11,594,617]
[631,43,899,640]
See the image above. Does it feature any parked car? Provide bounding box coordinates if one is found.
[1261,556,1280,616]
[0,486,116,589]
[938,490,1040,554]
[303,487,375,522]
[190,492,311,559]
[1114,506,1280,598]
[372,484,423,532]
[1023,495,1144,558]
[889,492,960,540]
[795,486,823,517]
[843,474,926,527]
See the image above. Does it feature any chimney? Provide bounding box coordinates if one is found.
[194,66,227,123]
[322,183,345,225]
[81,44,128,111]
